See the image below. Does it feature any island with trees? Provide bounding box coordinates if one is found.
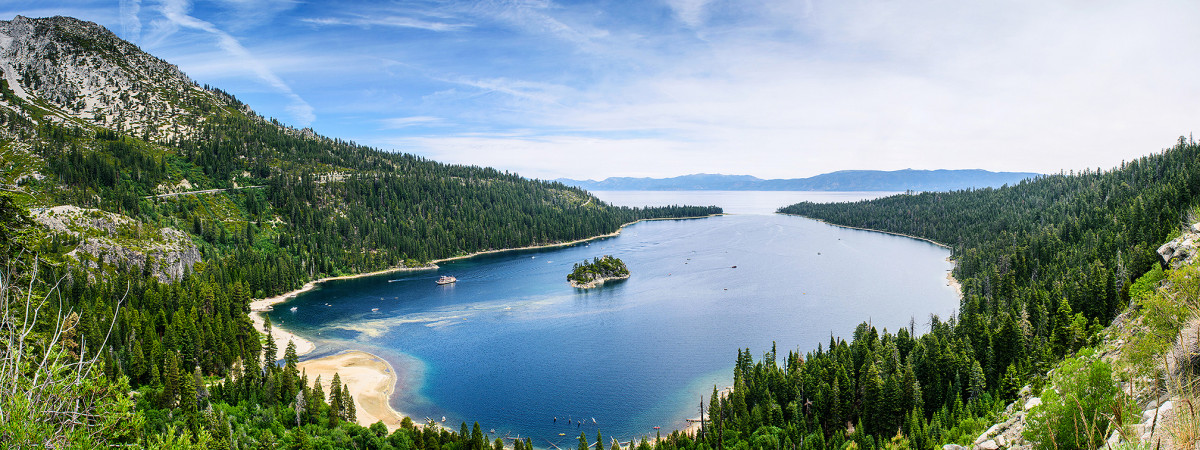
[567,255,630,288]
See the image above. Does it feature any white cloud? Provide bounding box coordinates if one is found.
[379,135,699,180]
[393,0,1200,179]
[380,116,445,129]
[301,15,470,32]
[210,0,298,30]
[119,0,140,42]
[664,0,710,28]
[154,0,315,125]
[472,0,609,49]
[443,76,572,106]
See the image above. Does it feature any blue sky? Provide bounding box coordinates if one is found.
[5,1,1200,180]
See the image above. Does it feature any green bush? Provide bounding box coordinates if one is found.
[1024,349,1133,449]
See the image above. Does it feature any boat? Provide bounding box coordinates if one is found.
[371,308,379,312]
[289,307,297,312]
[436,275,457,285]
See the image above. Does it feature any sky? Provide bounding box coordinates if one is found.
[4,1,1200,180]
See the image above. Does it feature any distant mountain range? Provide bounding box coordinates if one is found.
[556,169,1041,192]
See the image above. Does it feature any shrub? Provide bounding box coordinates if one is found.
[1024,349,1133,449]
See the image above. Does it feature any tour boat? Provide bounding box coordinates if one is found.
[436,275,457,285]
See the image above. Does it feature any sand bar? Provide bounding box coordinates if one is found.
[297,350,409,431]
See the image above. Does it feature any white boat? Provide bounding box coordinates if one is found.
[436,275,457,285]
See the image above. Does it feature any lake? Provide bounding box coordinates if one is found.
[267,191,958,444]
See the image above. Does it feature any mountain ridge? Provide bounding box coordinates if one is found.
[558,169,1041,192]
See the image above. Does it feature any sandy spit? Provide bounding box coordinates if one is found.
[297,350,409,431]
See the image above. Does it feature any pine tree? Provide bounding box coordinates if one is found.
[329,372,343,425]
[473,422,485,450]
[967,360,986,401]
[901,360,922,413]
[179,368,197,413]
[129,339,146,383]
[1000,363,1023,400]
[163,351,180,408]
[882,374,902,435]
[193,365,208,407]
[1051,297,1074,356]
[310,375,326,424]
[862,361,884,436]
[264,323,278,369]
[284,340,299,398]
[578,432,589,450]
[341,384,355,423]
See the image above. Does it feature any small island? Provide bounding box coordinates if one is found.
[568,255,630,288]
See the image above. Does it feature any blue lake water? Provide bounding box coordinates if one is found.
[268,191,958,445]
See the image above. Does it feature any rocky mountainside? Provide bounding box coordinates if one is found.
[0,15,240,141]
[0,15,711,287]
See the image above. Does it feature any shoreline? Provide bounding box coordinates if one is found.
[246,213,723,431]
[248,264,440,361]
[779,213,953,249]
[569,273,631,289]
[430,214,725,265]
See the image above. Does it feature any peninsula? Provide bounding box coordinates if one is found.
[568,255,631,288]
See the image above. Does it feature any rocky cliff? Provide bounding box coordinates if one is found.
[0,15,242,141]
[33,205,200,282]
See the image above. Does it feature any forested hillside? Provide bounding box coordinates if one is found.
[722,138,1200,448]
[0,16,719,448]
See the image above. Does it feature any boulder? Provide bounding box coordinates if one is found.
[1023,397,1041,410]
[1158,224,1200,268]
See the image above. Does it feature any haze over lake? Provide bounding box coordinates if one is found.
[268,191,957,443]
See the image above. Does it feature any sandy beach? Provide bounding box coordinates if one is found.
[297,350,410,431]
[250,309,316,361]
[946,263,963,300]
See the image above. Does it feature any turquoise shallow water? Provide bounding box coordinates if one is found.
[268,191,957,445]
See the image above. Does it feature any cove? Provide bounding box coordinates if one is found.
[267,191,959,445]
